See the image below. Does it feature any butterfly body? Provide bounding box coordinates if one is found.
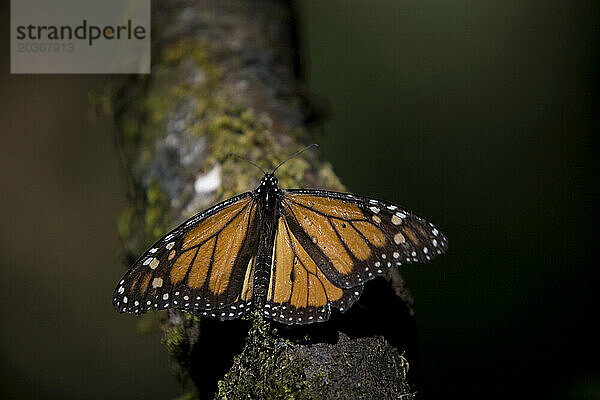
[250,173,281,304]
[113,171,448,325]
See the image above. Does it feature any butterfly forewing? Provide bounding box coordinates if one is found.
[113,192,259,319]
[281,190,448,289]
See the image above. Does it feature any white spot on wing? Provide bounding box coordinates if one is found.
[149,258,160,270]
[394,233,405,244]
[152,277,163,288]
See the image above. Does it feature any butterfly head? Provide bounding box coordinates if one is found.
[258,173,279,191]
[256,173,280,206]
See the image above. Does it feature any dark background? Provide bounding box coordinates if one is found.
[1,1,598,399]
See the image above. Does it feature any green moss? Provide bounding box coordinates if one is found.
[115,32,317,203]
[110,39,223,178]
[159,40,222,84]
[144,181,171,241]
[216,324,413,399]
[162,313,202,387]
[273,157,311,188]
[162,314,199,366]
[216,316,310,400]
[199,100,286,200]
[116,206,136,243]
[317,162,346,192]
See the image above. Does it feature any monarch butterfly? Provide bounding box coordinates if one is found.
[113,152,448,325]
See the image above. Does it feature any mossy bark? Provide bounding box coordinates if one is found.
[109,0,417,398]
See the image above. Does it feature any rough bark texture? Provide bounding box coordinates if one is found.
[109,1,417,398]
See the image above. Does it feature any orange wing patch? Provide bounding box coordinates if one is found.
[182,198,251,251]
[165,199,255,295]
[352,220,386,248]
[308,274,328,307]
[240,256,255,301]
[331,219,371,260]
[286,202,354,275]
[187,237,215,288]
[270,219,294,303]
[288,194,364,220]
[401,226,420,246]
[269,218,343,309]
[208,203,255,295]
[171,247,197,284]
[138,273,152,296]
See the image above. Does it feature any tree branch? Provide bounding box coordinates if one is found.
[109,1,416,398]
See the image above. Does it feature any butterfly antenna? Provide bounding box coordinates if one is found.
[272,143,319,174]
[227,153,267,175]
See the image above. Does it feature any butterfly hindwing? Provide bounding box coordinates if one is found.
[264,214,364,324]
[113,192,259,320]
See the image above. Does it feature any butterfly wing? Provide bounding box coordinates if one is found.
[113,192,260,320]
[264,189,448,324]
[264,213,364,324]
